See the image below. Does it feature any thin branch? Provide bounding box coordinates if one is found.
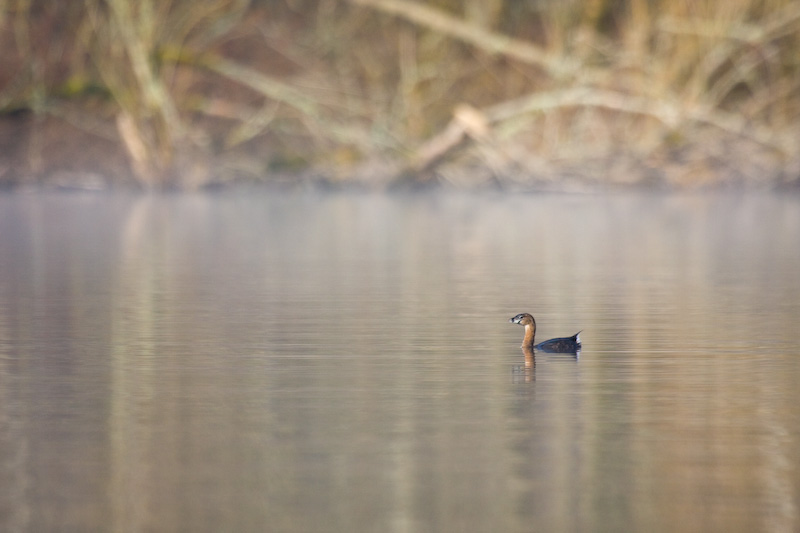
[410,86,789,175]
[196,53,396,151]
[346,0,578,79]
[657,3,800,43]
[485,87,786,151]
[485,88,680,128]
[202,54,323,117]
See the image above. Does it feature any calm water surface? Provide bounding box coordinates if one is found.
[1,191,799,532]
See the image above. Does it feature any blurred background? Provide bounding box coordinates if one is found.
[1,0,800,189]
[3,3,800,531]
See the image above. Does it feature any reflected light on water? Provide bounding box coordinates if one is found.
[0,192,799,532]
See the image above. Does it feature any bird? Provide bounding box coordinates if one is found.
[509,313,581,354]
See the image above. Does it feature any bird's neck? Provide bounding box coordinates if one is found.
[522,323,536,348]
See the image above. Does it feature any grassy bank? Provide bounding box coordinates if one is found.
[1,0,799,189]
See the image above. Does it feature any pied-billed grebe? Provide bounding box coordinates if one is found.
[509,313,581,353]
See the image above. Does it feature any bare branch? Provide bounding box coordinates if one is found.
[203,55,323,117]
[347,0,578,79]
[410,86,789,177]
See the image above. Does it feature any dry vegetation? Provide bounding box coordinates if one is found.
[1,0,799,189]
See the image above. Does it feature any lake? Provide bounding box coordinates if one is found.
[1,191,799,532]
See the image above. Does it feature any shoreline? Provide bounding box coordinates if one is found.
[2,111,797,193]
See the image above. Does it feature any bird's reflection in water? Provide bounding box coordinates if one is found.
[511,347,536,383]
[511,345,580,384]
